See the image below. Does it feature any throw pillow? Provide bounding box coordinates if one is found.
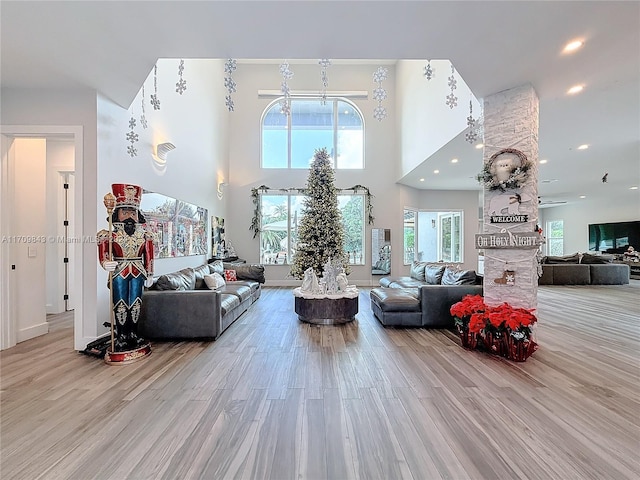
[208,260,224,275]
[543,253,580,264]
[224,269,237,282]
[441,267,477,285]
[154,267,196,291]
[424,265,446,285]
[409,261,427,281]
[204,272,226,290]
[580,253,614,264]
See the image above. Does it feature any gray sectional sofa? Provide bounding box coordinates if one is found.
[139,261,264,340]
[538,253,629,285]
[370,262,483,328]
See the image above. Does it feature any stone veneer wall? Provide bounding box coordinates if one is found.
[482,84,539,310]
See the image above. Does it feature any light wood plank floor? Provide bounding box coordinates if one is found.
[2,283,639,480]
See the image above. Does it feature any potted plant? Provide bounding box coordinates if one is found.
[450,295,538,361]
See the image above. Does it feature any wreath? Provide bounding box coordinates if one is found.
[476,148,531,191]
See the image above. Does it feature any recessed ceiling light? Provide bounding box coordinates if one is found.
[563,40,584,53]
[433,170,440,174]
[419,178,425,182]
[475,143,484,149]
[567,84,584,95]
[539,159,548,164]
[577,144,589,150]
[451,158,458,163]
[631,186,639,190]
[579,195,586,199]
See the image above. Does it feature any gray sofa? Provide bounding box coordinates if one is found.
[139,261,264,340]
[538,253,629,285]
[370,262,483,328]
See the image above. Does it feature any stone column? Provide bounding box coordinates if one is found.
[481,84,540,310]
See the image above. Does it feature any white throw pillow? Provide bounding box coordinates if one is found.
[204,272,226,290]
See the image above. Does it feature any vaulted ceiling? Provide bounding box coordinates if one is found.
[2,1,638,207]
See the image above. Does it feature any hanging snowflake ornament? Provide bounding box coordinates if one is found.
[319,59,331,105]
[465,100,478,144]
[373,105,387,121]
[280,60,294,115]
[139,84,148,129]
[372,66,389,122]
[175,59,187,95]
[151,64,161,110]
[224,58,237,112]
[446,64,458,109]
[423,60,435,81]
[225,95,235,112]
[126,115,138,157]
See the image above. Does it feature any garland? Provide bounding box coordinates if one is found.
[476,148,531,192]
[249,184,374,238]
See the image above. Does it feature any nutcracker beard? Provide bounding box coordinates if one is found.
[122,218,137,236]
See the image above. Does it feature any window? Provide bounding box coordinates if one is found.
[546,220,564,256]
[404,208,463,263]
[262,98,364,168]
[260,193,365,265]
[403,209,416,264]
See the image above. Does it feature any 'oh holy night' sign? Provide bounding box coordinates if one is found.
[475,232,543,249]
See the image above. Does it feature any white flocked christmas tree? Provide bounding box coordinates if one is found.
[290,148,348,279]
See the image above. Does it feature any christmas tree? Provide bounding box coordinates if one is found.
[290,148,347,279]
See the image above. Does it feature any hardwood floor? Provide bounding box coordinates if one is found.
[2,283,639,479]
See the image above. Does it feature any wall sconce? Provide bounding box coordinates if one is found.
[217,182,227,199]
[154,142,176,162]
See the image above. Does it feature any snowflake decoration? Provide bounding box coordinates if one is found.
[126,131,139,143]
[372,66,389,122]
[126,115,138,157]
[152,64,161,110]
[224,58,237,75]
[175,59,187,95]
[446,92,458,109]
[224,77,237,93]
[150,94,160,110]
[139,84,148,129]
[372,87,387,102]
[423,60,435,81]
[373,67,388,83]
[446,64,458,109]
[280,60,294,115]
[319,59,331,105]
[373,105,387,121]
[465,100,478,144]
[225,95,235,112]
[224,58,237,112]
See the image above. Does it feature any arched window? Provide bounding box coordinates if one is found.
[261,98,364,168]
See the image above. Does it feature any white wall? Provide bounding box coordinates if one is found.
[11,138,48,342]
[396,60,480,178]
[96,58,230,334]
[1,88,95,349]
[227,63,404,285]
[541,198,640,254]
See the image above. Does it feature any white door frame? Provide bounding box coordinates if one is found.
[0,125,83,351]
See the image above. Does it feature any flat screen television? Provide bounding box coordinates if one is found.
[588,221,640,253]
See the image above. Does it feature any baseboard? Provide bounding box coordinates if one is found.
[17,322,49,343]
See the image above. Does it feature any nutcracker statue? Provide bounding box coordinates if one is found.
[97,184,154,364]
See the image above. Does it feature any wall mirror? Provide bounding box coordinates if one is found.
[403,209,463,264]
[372,228,391,275]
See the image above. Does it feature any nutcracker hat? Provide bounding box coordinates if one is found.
[112,183,142,209]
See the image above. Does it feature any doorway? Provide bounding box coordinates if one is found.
[0,126,83,351]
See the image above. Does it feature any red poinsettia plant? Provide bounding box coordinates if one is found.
[450,295,538,339]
